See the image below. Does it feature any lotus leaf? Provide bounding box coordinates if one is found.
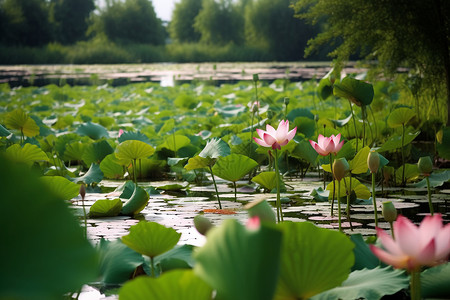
[116,140,155,163]
[6,143,49,166]
[395,163,419,184]
[194,219,282,300]
[251,171,277,191]
[413,170,450,188]
[100,153,125,179]
[275,221,354,299]
[89,198,123,217]
[63,141,86,161]
[437,126,450,159]
[184,155,211,170]
[154,244,195,272]
[5,108,40,137]
[326,177,371,199]
[333,77,374,106]
[82,139,114,166]
[291,139,319,165]
[162,135,191,153]
[349,146,370,174]
[212,154,258,182]
[421,262,450,298]
[121,221,181,258]
[70,163,104,185]
[378,130,420,152]
[121,185,149,216]
[287,107,315,121]
[317,77,333,101]
[293,116,316,138]
[41,176,80,201]
[387,107,416,128]
[76,121,109,140]
[0,124,11,136]
[118,131,151,144]
[119,270,212,300]
[350,234,382,271]
[199,137,230,159]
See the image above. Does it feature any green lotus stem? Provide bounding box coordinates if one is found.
[372,172,379,227]
[389,221,395,239]
[426,176,434,216]
[401,123,406,186]
[208,166,222,209]
[250,110,255,158]
[274,149,283,222]
[362,106,366,148]
[337,179,342,232]
[172,131,177,158]
[410,270,421,300]
[80,186,87,239]
[349,100,358,152]
[233,181,237,202]
[150,257,156,277]
[329,154,335,216]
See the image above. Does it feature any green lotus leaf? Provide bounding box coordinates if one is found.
[63,141,86,162]
[82,139,114,166]
[290,139,319,165]
[54,133,81,157]
[154,244,195,272]
[349,146,370,174]
[212,154,258,182]
[162,135,191,152]
[276,221,354,300]
[293,116,316,138]
[215,104,246,117]
[119,269,212,300]
[326,177,371,199]
[114,180,136,199]
[395,164,419,184]
[199,137,230,159]
[70,163,104,185]
[421,262,450,298]
[30,115,53,136]
[0,124,11,137]
[0,156,98,299]
[350,234,382,271]
[317,77,333,101]
[378,130,420,152]
[287,108,315,121]
[333,77,374,106]
[41,176,80,201]
[5,109,40,137]
[121,185,149,216]
[89,198,123,218]
[121,221,181,258]
[116,140,155,163]
[310,187,330,202]
[6,143,49,166]
[100,153,125,179]
[252,171,277,191]
[184,155,212,170]
[156,182,189,191]
[76,121,109,140]
[194,219,282,300]
[332,113,353,127]
[167,157,188,167]
[159,118,175,134]
[97,239,145,285]
[387,107,416,128]
[413,170,450,188]
[118,131,151,144]
[437,126,450,160]
[311,267,408,300]
[128,157,166,179]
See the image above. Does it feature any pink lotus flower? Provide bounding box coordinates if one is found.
[370,214,450,272]
[253,120,297,150]
[309,134,344,156]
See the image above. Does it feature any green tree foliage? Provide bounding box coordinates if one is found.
[98,0,165,45]
[169,0,203,43]
[194,0,245,45]
[245,0,319,61]
[293,0,450,125]
[49,0,95,45]
[0,0,51,46]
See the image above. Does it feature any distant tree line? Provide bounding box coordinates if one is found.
[0,0,322,61]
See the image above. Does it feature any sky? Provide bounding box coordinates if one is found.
[98,0,178,22]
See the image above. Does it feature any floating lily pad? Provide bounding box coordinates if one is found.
[89,198,123,218]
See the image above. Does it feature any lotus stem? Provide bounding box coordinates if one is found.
[80,184,87,239]
[337,179,342,232]
[410,270,421,300]
[389,221,395,239]
[172,131,177,158]
[401,123,406,186]
[349,100,358,152]
[426,176,434,216]
[274,149,283,222]
[233,181,237,202]
[346,174,353,230]
[209,166,222,209]
[150,257,156,277]
[372,172,379,227]
[329,153,335,216]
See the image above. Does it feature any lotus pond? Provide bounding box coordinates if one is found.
[1,66,450,300]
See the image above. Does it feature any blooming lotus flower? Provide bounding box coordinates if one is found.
[370,214,450,272]
[253,120,297,150]
[309,134,344,156]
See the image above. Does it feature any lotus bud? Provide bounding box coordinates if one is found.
[367,150,380,173]
[193,214,214,236]
[244,199,276,224]
[79,183,86,200]
[382,201,397,223]
[418,156,433,176]
[253,74,259,82]
[284,97,290,105]
[333,158,349,182]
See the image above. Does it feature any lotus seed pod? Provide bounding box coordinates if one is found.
[333,158,349,182]
[253,74,259,82]
[367,150,380,173]
[244,199,276,224]
[193,214,214,236]
[382,201,397,223]
[418,156,433,176]
[284,97,290,105]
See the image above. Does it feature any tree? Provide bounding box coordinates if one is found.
[99,0,165,45]
[245,0,319,60]
[169,0,202,43]
[50,0,95,45]
[194,0,244,45]
[0,0,51,46]
[293,0,450,125]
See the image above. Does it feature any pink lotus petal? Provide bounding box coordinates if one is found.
[266,124,277,136]
[287,127,297,141]
[376,227,403,256]
[263,133,277,146]
[435,224,450,260]
[253,137,270,147]
[369,245,409,269]
[416,238,436,266]
[256,128,266,140]
[394,215,420,256]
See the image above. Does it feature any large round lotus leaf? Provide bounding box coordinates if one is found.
[349,146,370,174]
[310,267,408,300]
[119,270,212,300]
[333,77,374,106]
[251,171,277,191]
[162,135,191,153]
[275,221,354,299]
[118,131,151,144]
[184,155,211,171]
[395,163,419,185]
[194,219,282,300]
[41,176,80,201]
[120,185,149,216]
[0,156,98,299]
[6,143,49,166]
[287,108,315,121]
[199,137,230,159]
[82,139,114,166]
[76,121,109,140]
[378,130,420,152]
[5,108,40,137]
[121,221,181,258]
[116,140,155,162]
[212,153,258,182]
[387,107,416,128]
[293,116,316,138]
[290,139,319,165]
[63,141,86,161]
[421,262,450,298]
[100,153,125,179]
[89,198,123,218]
[97,239,144,285]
